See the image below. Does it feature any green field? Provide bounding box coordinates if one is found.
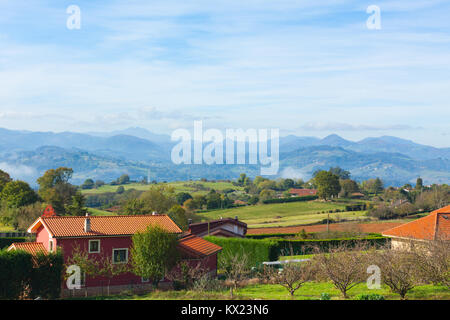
[82,181,244,196]
[87,208,117,216]
[0,222,15,232]
[75,283,450,300]
[197,201,368,228]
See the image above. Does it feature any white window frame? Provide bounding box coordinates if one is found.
[49,239,54,253]
[141,277,149,283]
[112,248,129,264]
[88,239,100,253]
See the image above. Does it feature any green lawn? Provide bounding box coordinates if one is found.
[235,283,450,300]
[81,181,243,196]
[0,222,15,232]
[87,208,117,216]
[74,283,449,300]
[197,201,368,228]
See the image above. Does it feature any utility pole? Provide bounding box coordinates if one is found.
[327,213,330,233]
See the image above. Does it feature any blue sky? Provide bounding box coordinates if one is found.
[0,0,449,147]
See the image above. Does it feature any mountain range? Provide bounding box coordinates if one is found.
[0,127,448,186]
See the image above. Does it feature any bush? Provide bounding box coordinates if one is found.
[0,237,27,249]
[356,293,385,300]
[345,204,367,211]
[204,236,279,267]
[274,236,387,257]
[30,250,64,299]
[320,292,331,300]
[262,195,318,204]
[0,249,33,299]
[0,249,63,299]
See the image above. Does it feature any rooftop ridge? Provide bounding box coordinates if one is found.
[42,214,169,219]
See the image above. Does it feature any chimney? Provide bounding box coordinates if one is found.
[188,219,192,225]
[84,212,91,232]
[235,216,238,221]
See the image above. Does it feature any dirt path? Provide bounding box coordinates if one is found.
[247,222,403,235]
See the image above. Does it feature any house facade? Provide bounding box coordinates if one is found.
[382,205,450,250]
[8,210,221,297]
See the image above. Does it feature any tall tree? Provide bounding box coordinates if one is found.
[37,167,77,215]
[314,171,341,200]
[0,180,38,208]
[329,167,351,180]
[131,225,180,285]
[138,185,177,214]
[339,179,360,198]
[65,193,88,216]
[168,205,189,231]
[176,192,193,205]
[0,169,12,193]
[415,177,423,191]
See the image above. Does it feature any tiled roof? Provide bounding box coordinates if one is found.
[8,242,47,255]
[28,214,182,238]
[188,218,247,237]
[177,234,222,258]
[382,205,450,240]
[289,188,317,196]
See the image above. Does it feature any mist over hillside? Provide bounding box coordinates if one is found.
[0,127,448,186]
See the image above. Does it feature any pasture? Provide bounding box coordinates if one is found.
[196,200,368,228]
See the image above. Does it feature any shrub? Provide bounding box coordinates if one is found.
[0,249,33,299]
[0,237,27,249]
[274,236,387,257]
[0,249,64,299]
[262,195,318,204]
[356,293,385,300]
[29,250,64,299]
[204,236,279,267]
[320,292,331,300]
[345,204,367,212]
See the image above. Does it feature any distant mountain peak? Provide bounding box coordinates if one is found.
[319,134,354,146]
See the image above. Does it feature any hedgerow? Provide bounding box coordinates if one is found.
[262,195,318,204]
[0,249,63,299]
[205,235,388,266]
[0,237,27,249]
[204,236,278,267]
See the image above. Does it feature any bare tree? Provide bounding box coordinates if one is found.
[166,260,209,290]
[313,242,367,299]
[67,244,128,296]
[96,255,129,296]
[373,243,419,300]
[262,261,316,297]
[219,249,252,298]
[410,238,450,289]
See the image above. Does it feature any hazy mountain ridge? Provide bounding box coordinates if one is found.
[0,127,448,186]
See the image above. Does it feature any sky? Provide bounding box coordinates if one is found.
[0,0,449,147]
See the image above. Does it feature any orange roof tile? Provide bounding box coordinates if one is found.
[8,242,47,255]
[177,234,222,258]
[289,188,317,196]
[28,214,182,238]
[382,205,450,241]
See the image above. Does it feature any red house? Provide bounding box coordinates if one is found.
[288,188,317,197]
[8,210,221,297]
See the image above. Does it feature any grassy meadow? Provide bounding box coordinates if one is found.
[196,201,368,228]
[81,181,244,196]
[74,283,450,300]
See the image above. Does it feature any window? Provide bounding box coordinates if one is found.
[112,248,128,264]
[141,277,149,283]
[49,239,54,252]
[89,240,100,253]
